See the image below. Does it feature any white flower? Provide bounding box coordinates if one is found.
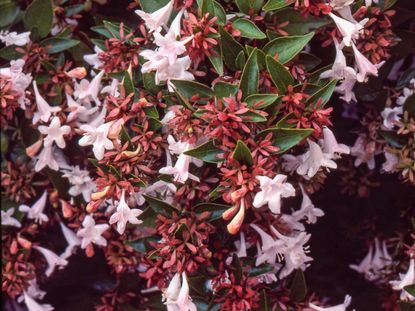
[59,222,82,259]
[0,59,32,109]
[23,291,54,311]
[390,259,415,301]
[101,78,120,97]
[34,145,62,172]
[24,278,46,301]
[350,135,377,169]
[320,39,357,81]
[77,215,110,248]
[328,12,367,47]
[135,0,174,33]
[62,165,95,201]
[381,106,403,129]
[0,30,31,46]
[109,190,143,234]
[321,127,350,158]
[84,45,104,69]
[251,224,284,266]
[163,272,197,311]
[235,232,248,258]
[252,175,295,214]
[352,43,384,82]
[291,185,324,224]
[32,81,61,124]
[73,70,104,105]
[335,71,358,103]
[79,121,114,160]
[19,191,49,224]
[382,151,398,173]
[296,140,337,178]
[159,136,201,183]
[34,246,68,277]
[397,85,414,106]
[281,154,305,174]
[1,208,21,227]
[309,295,353,311]
[135,180,177,206]
[330,0,355,11]
[66,93,98,123]
[349,238,393,282]
[38,117,71,148]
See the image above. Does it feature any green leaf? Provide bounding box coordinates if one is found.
[219,26,245,71]
[0,2,20,28]
[91,25,113,38]
[245,94,281,108]
[306,79,337,106]
[213,82,239,98]
[213,1,226,25]
[265,55,294,94]
[240,111,267,122]
[289,270,307,302]
[123,71,135,96]
[200,0,215,15]
[143,195,178,217]
[404,285,415,297]
[0,45,24,60]
[239,48,259,99]
[403,94,415,117]
[272,8,331,35]
[138,207,157,228]
[257,128,313,153]
[233,140,253,166]
[249,264,275,277]
[232,18,266,39]
[208,44,224,76]
[263,32,314,64]
[263,0,295,12]
[378,130,405,148]
[40,38,80,54]
[259,289,269,311]
[235,0,264,14]
[126,236,159,253]
[235,50,247,70]
[193,202,231,221]
[170,80,214,99]
[23,0,53,39]
[184,140,224,163]
[138,0,169,13]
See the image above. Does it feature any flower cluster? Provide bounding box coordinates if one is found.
[1,0,414,310]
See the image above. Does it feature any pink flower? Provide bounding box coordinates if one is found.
[84,45,104,69]
[77,215,110,248]
[135,0,174,33]
[19,191,49,224]
[163,272,197,311]
[38,117,71,148]
[79,121,114,160]
[352,43,384,82]
[32,81,61,124]
[296,140,337,178]
[321,127,350,158]
[73,70,104,105]
[109,190,143,234]
[33,246,68,277]
[253,175,295,214]
[328,12,367,47]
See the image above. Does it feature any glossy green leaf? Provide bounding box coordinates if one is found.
[272,8,330,35]
[0,45,24,60]
[263,32,314,64]
[235,0,264,14]
[0,2,20,28]
[306,79,337,106]
[219,26,245,70]
[404,285,415,297]
[263,0,295,12]
[266,55,294,94]
[213,82,239,98]
[184,140,224,163]
[143,195,178,217]
[257,128,313,153]
[403,94,415,117]
[126,236,159,253]
[239,48,259,99]
[208,44,224,76]
[232,18,266,39]
[138,0,169,12]
[233,140,253,166]
[245,94,280,109]
[170,80,214,99]
[23,0,53,38]
[40,38,80,54]
[240,111,267,122]
[193,202,231,221]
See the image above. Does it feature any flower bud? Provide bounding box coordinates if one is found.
[227,201,245,235]
[222,205,238,221]
[17,235,32,250]
[60,199,74,218]
[65,67,87,79]
[108,119,124,139]
[91,186,110,201]
[121,145,141,158]
[25,140,43,158]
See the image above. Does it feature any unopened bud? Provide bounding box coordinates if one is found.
[121,145,141,158]
[108,119,124,139]
[91,186,110,201]
[17,235,32,249]
[222,205,238,221]
[86,199,102,213]
[60,200,74,218]
[25,140,43,158]
[65,67,87,79]
[227,201,245,235]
